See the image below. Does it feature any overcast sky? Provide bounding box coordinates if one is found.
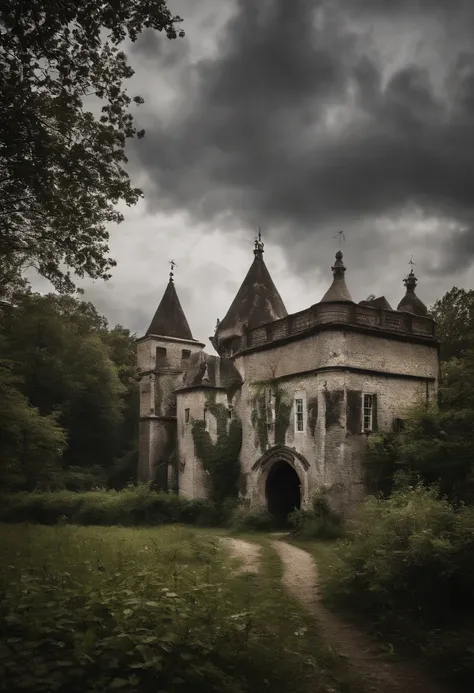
[32,0,474,351]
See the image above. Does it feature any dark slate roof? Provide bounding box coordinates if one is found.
[320,251,353,303]
[359,296,393,310]
[397,270,428,317]
[397,293,428,316]
[216,251,287,337]
[146,279,194,339]
[179,351,243,391]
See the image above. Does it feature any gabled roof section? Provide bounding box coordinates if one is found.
[320,251,353,303]
[359,296,393,310]
[216,236,287,339]
[146,278,194,340]
[178,351,243,392]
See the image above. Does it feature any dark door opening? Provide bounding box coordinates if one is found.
[266,461,301,526]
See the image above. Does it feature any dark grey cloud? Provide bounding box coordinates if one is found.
[127,0,474,280]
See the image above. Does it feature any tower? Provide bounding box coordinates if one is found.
[211,231,288,356]
[136,265,204,488]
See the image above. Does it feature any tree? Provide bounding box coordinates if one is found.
[430,287,474,361]
[0,361,66,490]
[0,1,184,295]
[1,292,139,488]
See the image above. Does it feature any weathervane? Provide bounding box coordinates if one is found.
[408,255,416,266]
[169,259,177,282]
[333,230,346,245]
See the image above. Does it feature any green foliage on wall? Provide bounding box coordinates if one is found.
[307,397,318,436]
[250,380,292,452]
[191,392,242,502]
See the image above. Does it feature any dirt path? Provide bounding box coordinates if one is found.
[220,537,261,574]
[272,540,454,693]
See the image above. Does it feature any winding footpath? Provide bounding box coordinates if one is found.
[223,536,455,693]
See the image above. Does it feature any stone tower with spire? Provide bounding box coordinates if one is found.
[136,264,204,488]
[137,241,439,518]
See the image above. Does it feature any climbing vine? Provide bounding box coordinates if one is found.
[249,380,292,452]
[191,392,242,503]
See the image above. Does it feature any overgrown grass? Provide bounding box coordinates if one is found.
[0,523,358,693]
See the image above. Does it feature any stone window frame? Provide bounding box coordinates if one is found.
[294,390,306,433]
[184,408,190,424]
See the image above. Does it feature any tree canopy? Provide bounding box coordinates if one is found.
[0,292,139,490]
[0,1,184,296]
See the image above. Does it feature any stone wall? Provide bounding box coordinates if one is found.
[233,326,438,515]
[136,334,203,486]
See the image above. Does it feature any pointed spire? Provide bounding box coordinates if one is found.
[320,250,353,303]
[214,236,287,349]
[397,267,427,316]
[146,274,194,340]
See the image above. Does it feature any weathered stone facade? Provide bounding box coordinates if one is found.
[137,242,439,517]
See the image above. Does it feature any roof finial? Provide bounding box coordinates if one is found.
[403,256,418,292]
[332,249,346,276]
[254,226,264,257]
[169,259,176,282]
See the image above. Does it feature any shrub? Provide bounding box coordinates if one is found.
[0,486,225,528]
[325,484,474,685]
[288,492,343,540]
[230,505,274,531]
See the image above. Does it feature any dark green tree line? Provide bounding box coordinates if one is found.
[0,292,138,490]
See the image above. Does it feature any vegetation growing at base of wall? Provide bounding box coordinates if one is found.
[249,380,292,452]
[288,491,343,540]
[0,485,234,527]
[324,484,474,687]
[191,392,242,503]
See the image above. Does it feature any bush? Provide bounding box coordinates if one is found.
[325,484,474,685]
[0,486,226,528]
[230,505,274,532]
[288,492,343,540]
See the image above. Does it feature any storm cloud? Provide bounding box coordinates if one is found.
[26,0,474,346]
[130,0,474,276]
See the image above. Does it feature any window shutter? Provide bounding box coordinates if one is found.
[372,394,378,431]
[346,390,362,434]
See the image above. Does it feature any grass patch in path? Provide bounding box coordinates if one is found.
[0,523,360,693]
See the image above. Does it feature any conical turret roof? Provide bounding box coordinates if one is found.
[397,269,427,316]
[215,236,287,340]
[146,277,194,339]
[320,251,353,303]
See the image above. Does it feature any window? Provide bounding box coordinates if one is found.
[228,404,233,420]
[266,389,275,424]
[363,394,374,432]
[184,408,190,423]
[295,398,304,432]
[156,347,166,366]
[181,349,191,361]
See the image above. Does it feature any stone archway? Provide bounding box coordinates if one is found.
[252,445,310,524]
[265,460,301,525]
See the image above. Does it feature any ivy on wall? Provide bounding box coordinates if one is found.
[191,392,242,502]
[250,380,292,452]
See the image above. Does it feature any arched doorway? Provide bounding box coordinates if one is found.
[266,460,301,526]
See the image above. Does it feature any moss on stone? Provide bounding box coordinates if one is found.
[191,392,242,502]
[307,396,318,437]
[250,380,291,451]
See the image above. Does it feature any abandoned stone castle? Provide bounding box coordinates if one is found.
[137,236,439,518]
